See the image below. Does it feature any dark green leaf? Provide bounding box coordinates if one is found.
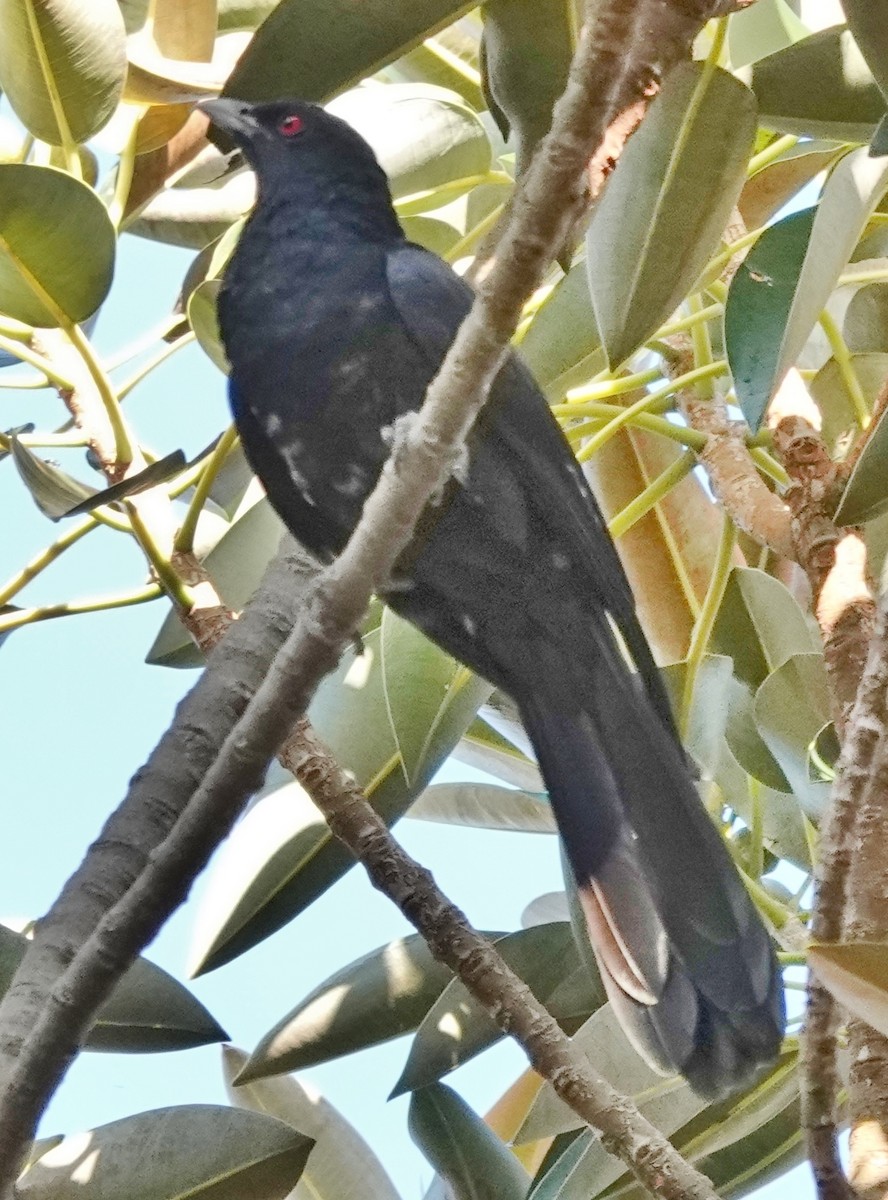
[17,1106,313,1200]
[240,932,476,1080]
[481,0,574,173]
[61,450,186,517]
[409,1084,529,1200]
[587,62,757,367]
[834,397,888,522]
[844,284,888,352]
[842,0,888,105]
[711,567,819,688]
[223,0,475,104]
[0,925,226,1054]
[741,25,885,140]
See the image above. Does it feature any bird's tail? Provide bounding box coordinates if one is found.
[518,650,784,1098]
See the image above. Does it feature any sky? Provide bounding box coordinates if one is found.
[0,185,821,1200]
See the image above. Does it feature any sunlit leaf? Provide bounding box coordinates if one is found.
[17,1106,313,1200]
[810,942,888,1038]
[0,164,115,327]
[224,1046,401,1200]
[0,0,126,144]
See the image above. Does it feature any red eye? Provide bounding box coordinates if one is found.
[278,114,304,137]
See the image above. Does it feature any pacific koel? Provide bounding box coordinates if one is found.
[202,95,785,1098]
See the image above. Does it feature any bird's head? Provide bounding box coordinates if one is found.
[200,97,389,195]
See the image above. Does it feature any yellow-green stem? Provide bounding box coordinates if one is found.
[749,776,764,880]
[749,445,790,487]
[0,517,98,605]
[445,203,506,264]
[0,334,74,388]
[688,294,715,397]
[747,133,799,176]
[778,951,808,967]
[651,302,723,343]
[819,307,870,429]
[0,583,161,633]
[174,424,240,552]
[395,171,513,217]
[566,365,662,404]
[566,361,727,458]
[680,509,735,736]
[126,504,195,611]
[608,450,696,539]
[65,323,134,464]
[838,267,888,288]
[561,406,706,450]
[108,116,140,229]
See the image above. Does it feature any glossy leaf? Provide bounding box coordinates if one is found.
[10,438,98,519]
[738,142,841,231]
[410,1083,529,1200]
[740,25,885,141]
[17,1106,313,1200]
[452,717,545,792]
[481,0,574,173]
[223,0,475,104]
[711,567,819,688]
[329,84,492,201]
[0,925,226,1053]
[810,353,888,457]
[842,0,888,106]
[586,62,756,367]
[408,782,555,832]
[188,278,229,373]
[754,652,832,820]
[731,145,888,429]
[0,0,126,144]
[725,207,816,432]
[223,1046,401,1200]
[834,399,888,523]
[394,923,602,1095]
[727,0,808,69]
[188,622,491,972]
[128,168,255,249]
[0,164,115,327]
[147,495,283,667]
[810,942,888,1037]
[240,932,475,1080]
[518,258,602,392]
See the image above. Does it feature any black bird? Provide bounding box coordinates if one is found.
[203,96,784,1097]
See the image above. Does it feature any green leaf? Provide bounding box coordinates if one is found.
[725,207,816,432]
[809,942,888,1038]
[738,141,842,231]
[661,654,733,778]
[127,167,254,249]
[329,84,492,201]
[223,1046,402,1200]
[727,0,809,69]
[394,923,602,1096]
[753,652,832,820]
[239,931,472,1080]
[711,567,819,688]
[17,1106,313,1200]
[188,278,229,374]
[188,622,492,973]
[732,147,888,431]
[844,284,888,353]
[0,0,126,144]
[834,399,888,523]
[518,257,602,392]
[841,0,888,106]
[0,164,115,326]
[481,0,574,174]
[409,1083,530,1200]
[223,0,475,104]
[400,215,462,256]
[9,438,98,520]
[408,782,555,832]
[586,62,757,367]
[147,496,283,668]
[740,25,886,140]
[810,352,888,457]
[723,676,791,792]
[0,925,227,1052]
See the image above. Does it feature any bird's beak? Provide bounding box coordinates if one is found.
[199,98,256,140]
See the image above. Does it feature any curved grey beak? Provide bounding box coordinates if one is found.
[199,98,256,139]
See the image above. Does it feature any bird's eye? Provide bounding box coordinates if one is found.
[278,114,304,137]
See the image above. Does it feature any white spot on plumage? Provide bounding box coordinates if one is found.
[552,551,570,571]
[461,614,477,637]
[266,412,282,435]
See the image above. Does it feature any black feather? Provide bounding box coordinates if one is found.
[203,96,785,1097]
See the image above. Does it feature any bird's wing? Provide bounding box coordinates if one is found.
[384,241,675,731]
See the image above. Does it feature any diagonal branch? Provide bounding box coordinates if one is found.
[0,2,733,1195]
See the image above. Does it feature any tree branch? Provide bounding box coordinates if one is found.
[0,2,734,1194]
